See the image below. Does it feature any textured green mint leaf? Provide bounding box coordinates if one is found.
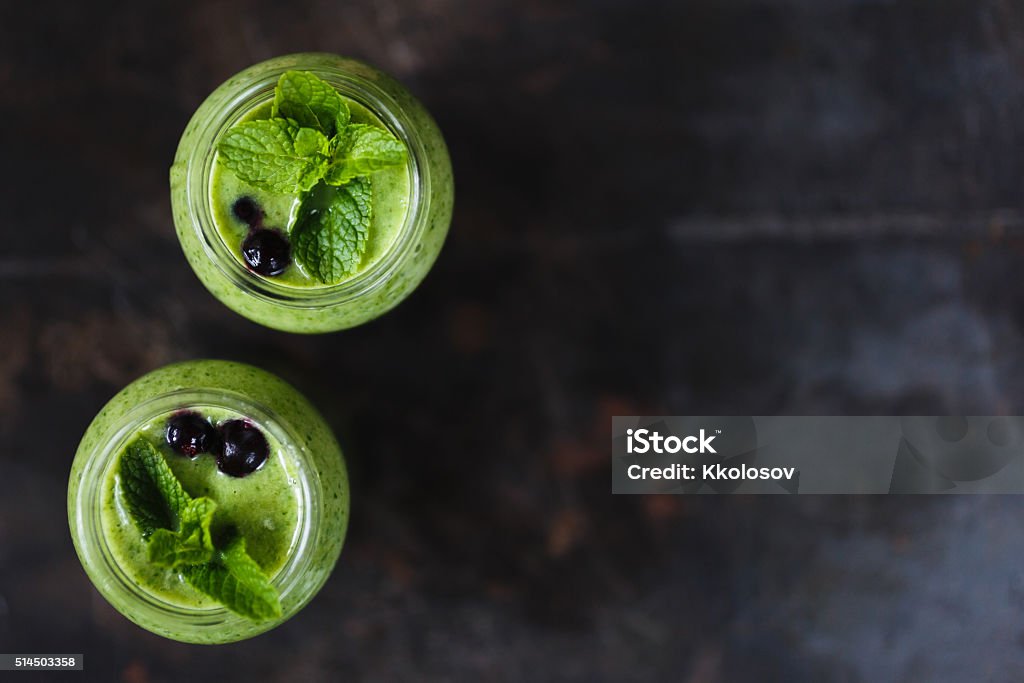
[183,536,282,621]
[146,497,217,568]
[119,437,190,539]
[298,155,330,193]
[324,124,406,185]
[291,176,372,284]
[217,119,328,194]
[147,528,210,568]
[272,70,350,137]
[294,127,329,157]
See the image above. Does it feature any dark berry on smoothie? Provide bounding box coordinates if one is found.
[232,197,263,226]
[165,412,217,458]
[241,228,291,277]
[217,419,270,477]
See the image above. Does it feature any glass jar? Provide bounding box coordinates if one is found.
[170,53,454,333]
[67,360,349,643]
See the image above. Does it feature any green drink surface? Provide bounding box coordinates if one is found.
[100,408,302,609]
[209,99,411,288]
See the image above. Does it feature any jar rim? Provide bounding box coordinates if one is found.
[180,54,430,308]
[71,387,322,636]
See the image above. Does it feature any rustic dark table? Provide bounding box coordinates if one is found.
[3,1,1024,681]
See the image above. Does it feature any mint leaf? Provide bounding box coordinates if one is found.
[272,71,350,138]
[294,127,329,157]
[324,124,407,185]
[183,535,282,621]
[119,437,190,538]
[148,528,211,568]
[217,119,328,194]
[147,497,217,569]
[291,176,372,284]
[298,156,330,193]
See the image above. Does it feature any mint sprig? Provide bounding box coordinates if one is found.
[216,70,408,284]
[117,437,282,621]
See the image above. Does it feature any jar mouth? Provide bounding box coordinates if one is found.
[71,388,321,628]
[182,55,428,308]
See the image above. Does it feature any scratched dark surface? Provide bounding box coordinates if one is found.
[3,0,1024,681]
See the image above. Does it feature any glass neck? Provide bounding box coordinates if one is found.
[72,388,321,626]
[183,56,428,307]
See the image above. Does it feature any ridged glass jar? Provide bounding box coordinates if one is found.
[68,360,349,643]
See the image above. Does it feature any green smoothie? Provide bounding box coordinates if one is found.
[170,53,454,333]
[68,360,349,643]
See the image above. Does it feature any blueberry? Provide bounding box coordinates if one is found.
[241,228,291,276]
[216,420,269,477]
[232,197,263,226]
[165,412,217,458]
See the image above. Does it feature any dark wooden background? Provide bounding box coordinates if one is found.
[4,1,1024,681]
